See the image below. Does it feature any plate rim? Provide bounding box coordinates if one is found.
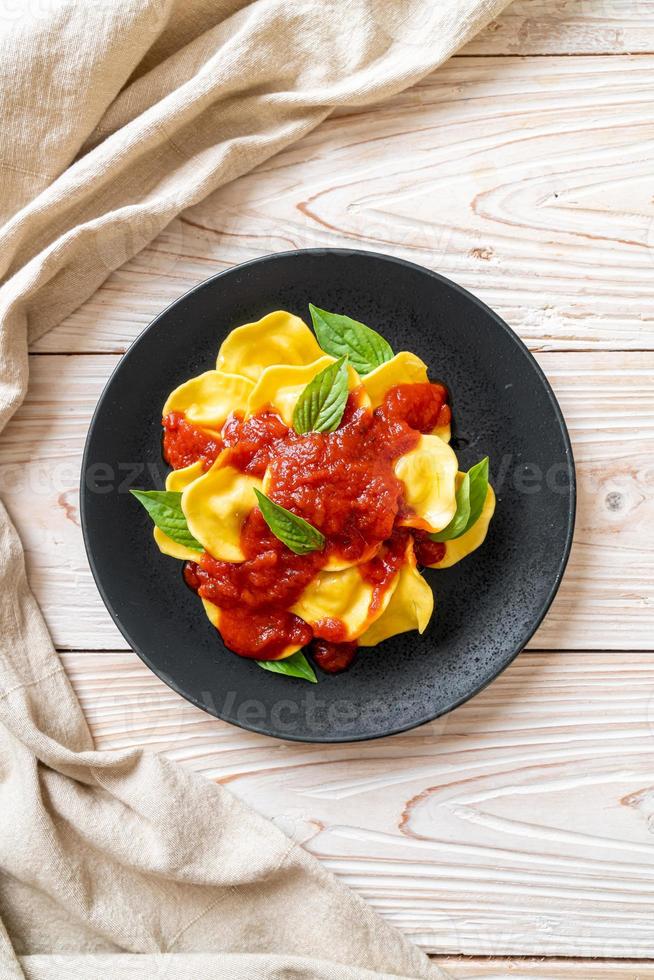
[80,247,577,742]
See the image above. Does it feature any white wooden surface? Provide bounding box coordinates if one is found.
[463,0,654,55]
[3,1,654,973]
[442,962,654,979]
[61,649,654,959]
[34,54,654,356]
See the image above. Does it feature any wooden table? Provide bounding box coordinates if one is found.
[2,2,654,976]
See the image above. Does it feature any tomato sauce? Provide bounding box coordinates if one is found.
[312,638,358,673]
[173,380,450,667]
[360,528,411,613]
[412,531,446,568]
[382,382,450,433]
[183,509,321,660]
[162,412,222,471]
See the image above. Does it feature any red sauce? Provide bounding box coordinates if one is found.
[221,410,288,476]
[412,531,446,568]
[174,380,450,663]
[162,412,222,471]
[312,638,358,673]
[360,528,410,613]
[382,382,450,432]
[184,509,321,659]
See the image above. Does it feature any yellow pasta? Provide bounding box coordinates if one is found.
[140,305,497,675]
[363,350,450,442]
[291,564,398,641]
[359,542,433,646]
[428,482,496,569]
[182,459,261,562]
[153,527,200,563]
[216,311,324,382]
[363,351,428,407]
[163,371,253,427]
[152,462,207,561]
[395,434,458,534]
[248,355,326,420]
[433,420,451,443]
[165,460,205,492]
[248,356,367,425]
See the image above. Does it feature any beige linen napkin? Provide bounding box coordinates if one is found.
[0,1,511,976]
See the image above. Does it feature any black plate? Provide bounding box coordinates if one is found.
[81,249,575,742]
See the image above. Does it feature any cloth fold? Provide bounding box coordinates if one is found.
[0,0,510,976]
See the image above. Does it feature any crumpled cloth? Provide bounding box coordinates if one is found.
[0,1,511,976]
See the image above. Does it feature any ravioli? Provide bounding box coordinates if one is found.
[290,564,398,641]
[322,543,380,572]
[428,482,496,569]
[182,459,261,562]
[259,468,379,572]
[165,460,206,492]
[153,527,201,563]
[363,351,450,442]
[216,311,324,382]
[139,302,496,676]
[163,370,253,427]
[153,461,207,561]
[363,351,428,407]
[433,421,451,443]
[200,599,302,660]
[395,434,458,533]
[359,541,433,646]
[248,356,367,426]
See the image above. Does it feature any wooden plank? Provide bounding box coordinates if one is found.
[62,648,654,957]
[1,351,652,651]
[437,959,654,978]
[31,56,654,356]
[465,1,654,56]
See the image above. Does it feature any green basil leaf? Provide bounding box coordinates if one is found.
[130,489,203,551]
[466,456,490,530]
[256,650,317,683]
[292,355,349,434]
[429,456,489,542]
[254,488,325,555]
[309,304,393,375]
[430,473,471,542]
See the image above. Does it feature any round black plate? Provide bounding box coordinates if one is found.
[81,249,575,742]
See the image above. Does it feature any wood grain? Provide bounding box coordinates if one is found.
[438,959,654,978]
[31,55,654,356]
[1,351,651,652]
[465,0,654,56]
[6,11,654,964]
[61,648,654,957]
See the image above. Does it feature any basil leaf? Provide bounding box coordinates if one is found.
[254,489,325,555]
[130,489,203,551]
[256,650,317,683]
[309,304,393,375]
[292,355,349,434]
[429,456,489,542]
[430,473,471,542]
[466,456,490,529]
